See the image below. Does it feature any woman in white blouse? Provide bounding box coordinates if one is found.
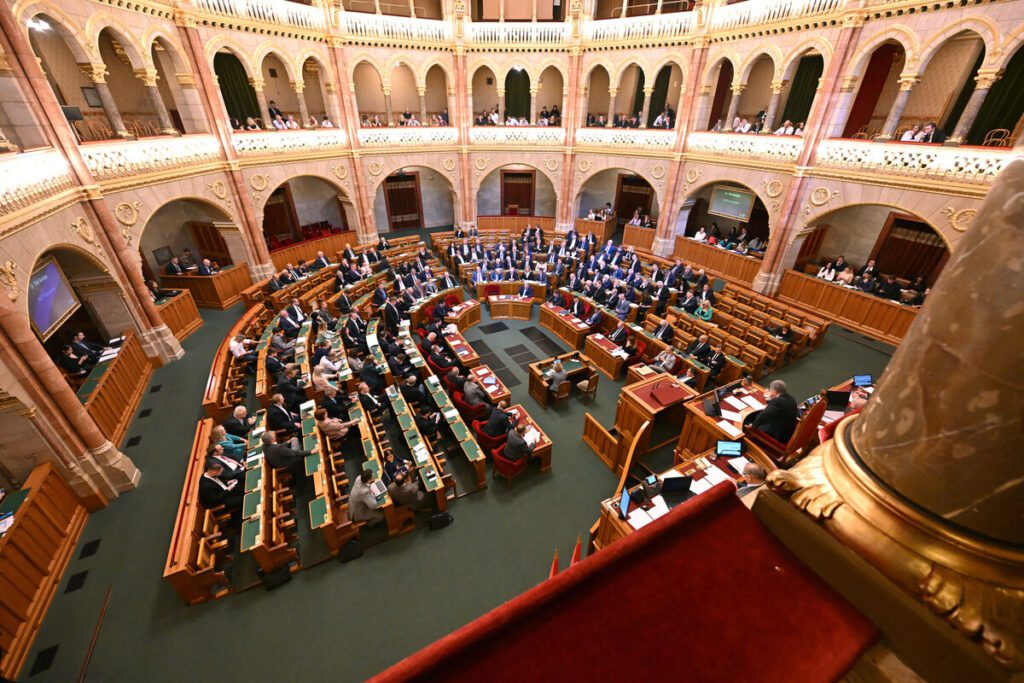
[693,227,707,241]
[817,262,837,281]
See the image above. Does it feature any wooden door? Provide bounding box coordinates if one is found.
[870,212,948,283]
[383,172,424,230]
[186,222,232,265]
[500,171,535,216]
[614,174,653,225]
[263,184,300,248]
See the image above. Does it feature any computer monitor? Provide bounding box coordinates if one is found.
[617,485,631,520]
[853,374,873,387]
[716,440,743,457]
[826,390,852,411]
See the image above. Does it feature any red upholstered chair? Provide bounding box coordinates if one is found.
[472,419,507,453]
[424,304,436,320]
[415,328,427,342]
[426,355,445,377]
[454,391,489,421]
[444,373,462,394]
[744,393,829,466]
[484,284,500,297]
[491,444,527,485]
[445,294,461,307]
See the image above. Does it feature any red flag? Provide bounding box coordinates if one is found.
[570,535,582,566]
[548,549,559,579]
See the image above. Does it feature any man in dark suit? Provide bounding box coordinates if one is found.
[275,367,307,411]
[165,257,185,275]
[686,334,711,362]
[262,431,308,485]
[482,400,515,437]
[321,385,349,419]
[372,285,389,307]
[278,310,301,339]
[438,272,458,290]
[698,284,716,305]
[750,380,800,444]
[360,361,386,393]
[504,422,534,462]
[415,406,443,438]
[653,319,673,342]
[382,296,402,334]
[312,251,331,270]
[918,122,947,144]
[286,298,306,324]
[517,282,534,298]
[357,382,387,418]
[267,393,301,436]
[207,445,245,484]
[223,406,256,438]
[199,459,243,511]
[265,348,285,378]
[432,300,449,321]
[607,321,629,345]
[706,345,727,378]
[267,275,284,292]
[71,332,106,363]
[680,291,700,314]
[335,291,352,315]
[197,259,216,276]
[400,374,427,407]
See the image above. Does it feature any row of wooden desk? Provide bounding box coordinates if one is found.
[527,352,593,409]
[487,294,534,320]
[473,280,547,303]
[538,302,592,349]
[74,330,153,447]
[161,264,252,310]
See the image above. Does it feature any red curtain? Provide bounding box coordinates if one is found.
[875,227,947,282]
[843,45,900,138]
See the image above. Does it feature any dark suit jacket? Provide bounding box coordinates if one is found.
[222,416,251,438]
[266,356,285,377]
[199,476,242,509]
[358,392,384,414]
[197,263,213,276]
[504,430,533,462]
[267,404,297,432]
[321,395,346,419]
[383,303,401,330]
[264,442,307,474]
[751,393,800,444]
[166,262,184,275]
[275,376,306,408]
[483,409,513,437]
[653,323,673,342]
[686,340,710,360]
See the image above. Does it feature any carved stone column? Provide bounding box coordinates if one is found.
[497,87,505,124]
[948,70,1001,146]
[607,87,617,125]
[529,88,538,123]
[135,69,179,136]
[408,0,416,17]
[293,81,310,127]
[417,87,427,122]
[723,83,744,131]
[639,86,653,127]
[876,76,918,141]
[770,159,1024,674]
[250,77,272,128]
[655,0,664,12]
[81,63,132,139]
[764,81,784,132]
[383,86,394,126]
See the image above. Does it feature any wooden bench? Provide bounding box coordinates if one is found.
[720,282,831,349]
[164,419,231,605]
[202,305,273,422]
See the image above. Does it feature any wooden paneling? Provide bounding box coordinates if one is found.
[157,290,203,342]
[672,238,763,286]
[186,222,232,266]
[0,464,88,680]
[161,264,252,310]
[476,216,556,232]
[80,330,152,446]
[269,231,357,271]
[777,271,916,345]
[623,225,656,251]
[576,217,616,242]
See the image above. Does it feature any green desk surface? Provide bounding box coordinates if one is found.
[240,518,261,552]
[77,378,101,403]
[726,355,746,367]
[244,468,263,493]
[309,496,330,529]
[256,340,269,352]
[397,414,414,431]
[562,359,584,373]
[300,401,316,419]
[461,439,485,462]
[361,439,376,460]
[450,421,470,442]
[364,458,381,476]
[419,466,442,491]
[304,451,321,477]
[688,358,710,371]
[301,417,315,435]
[302,434,319,452]
[0,488,30,515]
[248,431,265,450]
[242,491,261,519]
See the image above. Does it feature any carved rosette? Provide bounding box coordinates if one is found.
[71,217,103,254]
[770,418,1024,672]
[113,200,142,246]
[0,260,18,301]
[941,207,977,233]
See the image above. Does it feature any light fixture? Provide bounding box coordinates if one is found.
[26,18,50,31]
[513,65,524,72]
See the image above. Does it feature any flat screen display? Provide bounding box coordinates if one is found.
[618,485,631,520]
[28,258,80,340]
[853,374,873,387]
[708,186,756,222]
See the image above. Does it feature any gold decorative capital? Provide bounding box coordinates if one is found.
[79,63,107,84]
[974,70,1001,90]
[897,75,920,91]
[730,83,746,95]
[291,81,304,94]
[0,260,18,301]
[249,78,265,92]
[134,69,159,88]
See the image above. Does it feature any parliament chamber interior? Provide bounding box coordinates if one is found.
[0,0,1021,679]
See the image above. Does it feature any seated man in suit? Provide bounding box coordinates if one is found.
[388,471,428,510]
[198,459,243,512]
[462,377,492,410]
[71,331,108,364]
[680,291,700,315]
[400,374,427,406]
[321,385,350,419]
[614,296,631,321]
[165,257,186,275]
[356,382,388,418]
[482,400,515,437]
[359,359,386,393]
[585,307,603,328]
[350,469,385,526]
[275,366,307,411]
[270,327,295,360]
[606,321,629,345]
[517,282,534,298]
[736,463,767,505]
[705,344,727,378]
[278,310,301,339]
[197,258,218,276]
[651,348,679,374]
[685,334,711,362]
[261,431,309,487]
[267,393,301,437]
[430,346,460,373]
[223,405,256,438]
[432,300,449,321]
[652,318,673,343]
[381,296,403,334]
[206,444,245,484]
[503,422,534,462]
[749,380,800,444]
[312,250,331,270]
[415,405,443,438]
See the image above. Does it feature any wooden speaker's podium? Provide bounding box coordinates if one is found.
[615,374,697,459]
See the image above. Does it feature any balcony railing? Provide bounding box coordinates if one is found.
[339,12,452,42]
[82,135,223,183]
[0,150,75,219]
[232,129,349,159]
[710,0,844,30]
[583,12,693,43]
[358,127,458,147]
[465,20,570,45]
[575,127,677,150]
[815,139,1011,185]
[470,127,566,146]
[686,132,804,164]
[193,0,326,30]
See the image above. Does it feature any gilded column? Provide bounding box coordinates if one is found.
[763,80,784,132]
[383,86,394,126]
[722,83,744,130]
[948,70,1000,145]
[250,77,273,128]
[135,69,179,136]
[293,81,310,127]
[639,85,653,127]
[417,86,427,123]
[81,63,132,139]
[876,75,918,141]
[771,159,1024,673]
[606,87,617,125]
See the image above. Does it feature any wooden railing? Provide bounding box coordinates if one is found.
[672,238,763,286]
[0,463,88,679]
[623,225,656,251]
[576,217,616,242]
[161,264,252,310]
[269,232,357,271]
[582,413,626,472]
[157,290,203,342]
[776,270,917,345]
[477,215,556,232]
[79,330,152,446]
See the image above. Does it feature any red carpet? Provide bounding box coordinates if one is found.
[372,484,877,683]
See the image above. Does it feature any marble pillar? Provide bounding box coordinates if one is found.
[771,158,1024,673]
[529,88,538,124]
[497,88,505,124]
[136,69,178,136]
[607,87,617,125]
[81,63,131,139]
[293,82,310,127]
[639,86,653,128]
[250,78,272,128]
[418,87,427,123]
[723,84,744,131]
[949,71,1000,145]
[764,83,783,132]
[384,88,394,126]
[877,77,917,141]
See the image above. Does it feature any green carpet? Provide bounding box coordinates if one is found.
[22,252,892,682]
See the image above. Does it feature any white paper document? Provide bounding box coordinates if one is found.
[741,395,767,410]
[690,478,713,495]
[702,466,731,486]
[728,457,750,476]
[524,428,541,446]
[627,508,654,530]
[719,409,742,423]
[717,420,743,439]
[723,396,748,411]
[647,496,670,520]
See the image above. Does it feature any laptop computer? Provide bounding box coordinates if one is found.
[661,475,694,509]
[826,390,852,411]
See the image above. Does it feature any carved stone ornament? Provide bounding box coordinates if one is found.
[331,163,349,180]
[114,200,141,226]
[810,186,839,206]
[442,158,456,172]
[769,419,1024,672]
[249,174,270,192]
[368,161,384,176]
[0,260,18,301]
[207,181,228,200]
[577,159,594,173]
[764,180,784,198]
[650,164,666,180]
[71,217,102,253]
[544,158,559,172]
[473,157,489,171]
[941,207,976,233]
[686,168,702,184]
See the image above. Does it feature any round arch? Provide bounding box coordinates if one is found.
[781,38,833,83]
[259,175,358,249]
[253,44,297,83]
[573,167,661,226]
[372,165,459,233]
[739,47,781,82]
[844,26,920,82]
[677,178,774,243]
[204,38,255,78]
[475,163,559,219]
[87,16,146,70]
[17,2,96,62]
[701,51,740,88]
[137,197,238,281]
[917,20,998,72]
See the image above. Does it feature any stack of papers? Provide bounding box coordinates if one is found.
[482,377,497,386]
[728,457,749,476]
[723,396,748,411]
[702,467,731,486]
[719,409,742,422]
[717,420,743,438]
[690,478,713,495]
[627,508,654,530]
[524,427,541,446]
[647,496,670,520]
[741,395,767,410]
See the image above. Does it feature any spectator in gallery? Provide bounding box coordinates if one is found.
[321,116,333,128]
[267,100,283,120]
[285,115,300,129]
[244,117,260,130]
